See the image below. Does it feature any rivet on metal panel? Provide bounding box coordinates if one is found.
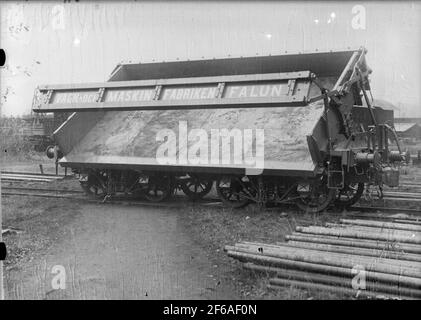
[153,85,162,100]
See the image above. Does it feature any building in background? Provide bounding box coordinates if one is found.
[395,122,421,142]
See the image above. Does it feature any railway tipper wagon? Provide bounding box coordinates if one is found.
[33,47,406,212]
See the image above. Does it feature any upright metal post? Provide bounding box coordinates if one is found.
[0,171,4,300]
[359,79,377,127]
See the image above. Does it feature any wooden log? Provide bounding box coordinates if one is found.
[268,278,415,300]
[238,240,418,262]
[271,270,421,298]
[339,219,421,232]
[324,224,421,238]
[393,219,421,226]
[326,223,421,237]
[1,174,61,180]
[383,197,421,203]
[230,247,421,278]
[234,240,421,262]
[1,176,54,182]
[285,241,421,263]
[233,240,421,262]
[290,231,421,247]
[226,244,421,278]
[324,223,421,235]
[227,250,421,289]
[346,212,420,222]
[285,234,421,254]
[383,191,421,199]
[232,242,421,273]
[1,171,64,177]
[245,263,421,298]
[296,226,421,245]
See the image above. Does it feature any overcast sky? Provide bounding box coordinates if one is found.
[1,1,420,117]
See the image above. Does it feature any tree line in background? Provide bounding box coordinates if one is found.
[0,116,47,159]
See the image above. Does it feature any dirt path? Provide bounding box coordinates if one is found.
[5,203,239,300]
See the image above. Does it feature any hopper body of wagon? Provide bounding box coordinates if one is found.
[33,47,405,212]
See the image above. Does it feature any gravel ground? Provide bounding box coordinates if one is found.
[1,160,420,300]
[1,177,344,300]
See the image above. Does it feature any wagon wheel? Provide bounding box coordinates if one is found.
[144,175,174,202]
[216,176,251,209]
[80,174,106,199]
[181,174,213,200]
[295,181,336,213]
[335,182,365,208]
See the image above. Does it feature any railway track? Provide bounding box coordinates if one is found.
[1,186,83,194]
[0,187,223,210]
[1,170,419,214]
[2,170,419,211]
[1,186,420,217]
[1,188,86,201]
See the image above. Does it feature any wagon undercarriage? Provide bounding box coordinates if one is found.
[75,167,354,213]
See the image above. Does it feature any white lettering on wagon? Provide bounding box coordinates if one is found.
[105,89,154,102]
[225,84,285,98]
[51,83,286,104]
[161,86,218,100]
[54,91,97,104]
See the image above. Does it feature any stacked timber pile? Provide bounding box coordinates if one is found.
[1,171,65,182]
[225,217,421,299]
